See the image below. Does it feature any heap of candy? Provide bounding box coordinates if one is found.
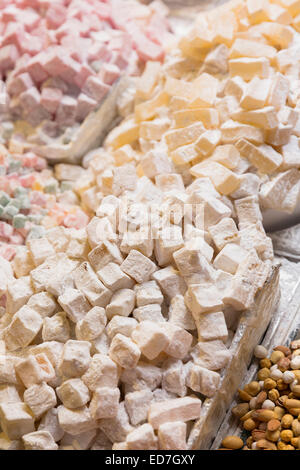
[0,145,89,261]
[0,0,171,134]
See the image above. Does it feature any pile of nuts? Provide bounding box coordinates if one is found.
[220,339,300,450]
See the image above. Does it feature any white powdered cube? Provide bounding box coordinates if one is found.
[73,262,112,307]
[0,403,35,440]
[158,422,187,450]
[209,217,239,251]
[106,316,138,339]
[187,364,221,397]
[135,281,163,307]
[124,389,153,426]
[162,358,187,397]
[59,340,91,378]
[168,295,195,330]
[109,333,141,369]
[22,431,58,450]
[192,340,231,371]
[90,387,120,419]
[38,408,64,442]
[82,354,118,391]
[187,284,224,316]
[75,306,107,341]
[133,304,165,322]
[42,311,71,343]
[23,382,57,418]
[126,423,158,450]
[58,405,95,436]
[196,311,228,342]
[4,305,42,351]
[148,397,202,429]
[15,353,56,388]
[99,402,133,443]
[152,267,186,300]
[131,321,169,360]
[121,250,157,283]
[161,323,193,359]
[27,238,56,267]
[213,243,248,274]
[106,288,135,319]
[97,262,134,291]
[27,292,58,318]
[56,379,90,409]
[58,288,91,323]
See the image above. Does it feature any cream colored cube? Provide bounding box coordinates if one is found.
[210,144,241,169]
[58,405,95,436]
[82,354,118,391]
[132,321,169,360]
[187,364,221,397]
[0,403,35,440]
[27,238,56,267]
[190,161,240,195]
[126,423,157,450]
[109,333,141,369]
[221,120,264,144]
[56,379,90,409]
[4,306,42,351]
[174,108,219,129]
[124,389,153,426]
[268,73,289,109]
[230,38,276,60]
[90,387,120,419]
[58,288,91,323]
[158,421,187,450]
[229,57,270,80]
[73,262,112,307]
[75,306,106,341]
[195,311,228,342]
[148,396,202,429]
[195,130,221,156]
[154,228,184,267]
[88,241,123,273]
[281,135,300,169]
[106,288,135,320]
[59,340,91,378]
[204,44,229,74]
[0,385,21,404]
[24,382,56,418]
[165,123,205,151]
[236,139,282,173]
[209,217,239,251]
[22,431,58,450]
[240,77,271,110]
[213,243,248,274]
[15,353,56,388]
[155,173,185,193]
[42,311,70,343]
[107,316,138,339]
[121,250,157,284]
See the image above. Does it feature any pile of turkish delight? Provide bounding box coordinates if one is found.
[0,0,171,135]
